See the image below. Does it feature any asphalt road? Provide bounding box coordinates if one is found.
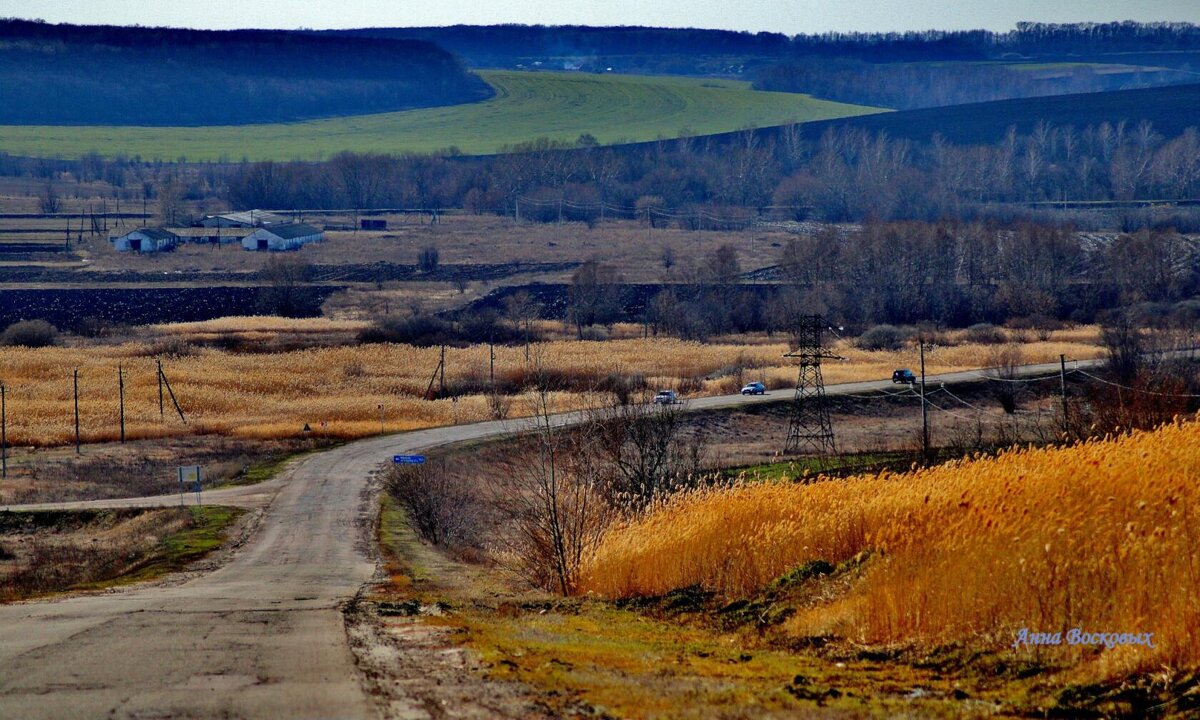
[0,359,1100,718]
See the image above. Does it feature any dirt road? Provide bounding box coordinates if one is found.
[0,359,1099,718]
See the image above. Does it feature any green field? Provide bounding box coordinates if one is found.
[0,70,882,161]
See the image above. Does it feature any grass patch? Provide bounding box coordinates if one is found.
[0,506,242,600]
[121,506,243,583]
[0,70,882,160]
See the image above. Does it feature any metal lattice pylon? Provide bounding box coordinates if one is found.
[783,315,840,457]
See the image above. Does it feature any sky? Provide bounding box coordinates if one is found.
[4,1,1200,35]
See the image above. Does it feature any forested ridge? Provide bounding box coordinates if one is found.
[0,19,492,126]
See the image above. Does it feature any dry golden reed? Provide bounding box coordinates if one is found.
[0,325,1099,448]
[582,419,1200,676]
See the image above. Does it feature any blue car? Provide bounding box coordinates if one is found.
[892,368,917,384]
[741,382,766,395]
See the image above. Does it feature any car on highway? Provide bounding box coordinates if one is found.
[653,389,679,404]
[892,368,917,384]
[740,382,766,395]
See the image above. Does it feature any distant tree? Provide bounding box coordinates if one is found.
[418,246,440,273]
[38,181,60,214]
[259,255,312,316]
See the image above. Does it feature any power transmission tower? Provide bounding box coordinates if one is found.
[783,315,842,457]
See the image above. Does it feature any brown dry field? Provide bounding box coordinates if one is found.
[69,214,786,282]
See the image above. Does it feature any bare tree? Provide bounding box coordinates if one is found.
[491,366,613,595]
[39,181,60,214]
[592,393,706,509]
[259,255,312,316]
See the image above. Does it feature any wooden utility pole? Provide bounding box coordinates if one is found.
[489,341,495,389]
[439,345,446,396]
[920,341,930,462]
[1,382,7,480]
[74,369,81,454]
[1060,354,1069,430]
[118,365,126,443]
[157,359,165,419]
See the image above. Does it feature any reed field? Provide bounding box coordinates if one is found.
[0,322,1101,447]
[582,417,1200,678]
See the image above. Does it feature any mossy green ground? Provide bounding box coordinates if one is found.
[0,70,882,161]
[85,506,244,587]
[375,496,1033,718]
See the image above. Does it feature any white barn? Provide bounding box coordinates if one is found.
[110,228,181,253]
[241,223,324,251]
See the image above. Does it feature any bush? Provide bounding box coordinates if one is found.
[964,323,1006,345]
[418,246,439,273]
[0,320,59,347]
[855,324,908,351]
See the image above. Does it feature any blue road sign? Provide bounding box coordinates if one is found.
[393,455,426,464]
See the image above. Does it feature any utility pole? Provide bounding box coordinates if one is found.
[1060,353,1069,431]
[1,382,7,480]
[74,369,81,454]
[118,365,126,443]
[378,404,385,435]
[920,341,929,463]
[157,359,165,419]
[440,345,446,396]
[489,340,495,389]
[783,315,842,458]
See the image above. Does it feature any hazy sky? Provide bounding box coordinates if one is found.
[5,1,1200,34]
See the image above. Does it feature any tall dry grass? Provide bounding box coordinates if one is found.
[0,328,1100,447]
[582,418,1200,678]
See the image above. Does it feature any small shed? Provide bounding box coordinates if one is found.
[110,228,181,253]
[360,218,387,231]
[241,223,324,251]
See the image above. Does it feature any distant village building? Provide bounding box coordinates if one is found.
[109,228,181,253]
[200,210,289,229]
[241,223,324,251]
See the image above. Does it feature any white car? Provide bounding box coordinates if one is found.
[741,382,766,395]
[653,390,679,404]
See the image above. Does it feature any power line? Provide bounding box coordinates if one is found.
[1073,369,1200,398]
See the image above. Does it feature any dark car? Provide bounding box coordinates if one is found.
[892,368,917,384]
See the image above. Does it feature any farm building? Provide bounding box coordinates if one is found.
[109,228,181,253]
[200,210,289,228]
[241,223,324,251]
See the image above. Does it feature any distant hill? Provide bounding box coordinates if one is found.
[335,22,1200,73]
[329,25,792,75]
[798,83,1200,144]
[0,20,491,126]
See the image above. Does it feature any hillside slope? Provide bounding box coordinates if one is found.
[798,82,1200,144]
[0,20,491,126]
[0,71,879,160]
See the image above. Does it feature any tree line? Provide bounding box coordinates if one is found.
[212,119,1200,231]
[0,19,490,125]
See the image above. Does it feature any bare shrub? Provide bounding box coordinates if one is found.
[964,322,1006,344]
[1,320,59,348]
[987,343,1024,414]
[418,246,440,273]
[487,391,511,420]
[385,462,477,546]
[855,324,908,351]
